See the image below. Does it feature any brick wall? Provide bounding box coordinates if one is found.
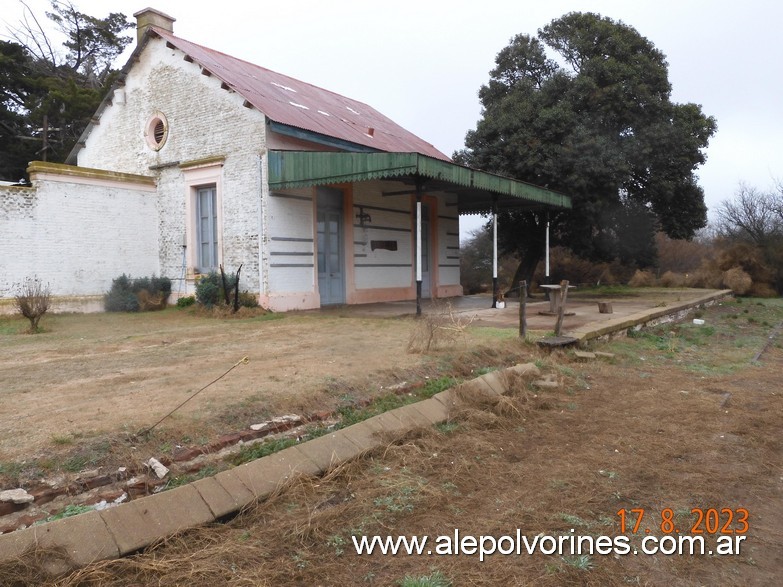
[0,172,158,302]
[77,37,265,294]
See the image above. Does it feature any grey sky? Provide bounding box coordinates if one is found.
[6,0,782,239]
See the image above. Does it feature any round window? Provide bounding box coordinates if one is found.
[145,113,169,150]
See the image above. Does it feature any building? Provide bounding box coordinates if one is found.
[0,8,570,312]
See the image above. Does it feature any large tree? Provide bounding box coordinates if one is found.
[455,12,717,287]
[0,40,38,180]
[0,1,132,179]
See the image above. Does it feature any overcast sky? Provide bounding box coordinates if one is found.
[5,0,782,238]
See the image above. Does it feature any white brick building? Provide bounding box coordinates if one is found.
[0,8,570,312]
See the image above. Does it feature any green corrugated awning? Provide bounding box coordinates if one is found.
[267,151,571,213]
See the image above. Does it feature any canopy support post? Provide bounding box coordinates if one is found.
[545,213,551,283]
[415,177,423,317]
[492,197,498,308]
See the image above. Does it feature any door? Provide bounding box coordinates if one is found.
[420,203,432,298]
[317,187,345,305]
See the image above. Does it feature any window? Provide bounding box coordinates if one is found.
[145,112,169,150]
[182,159,223,279]
[196,186,218,272]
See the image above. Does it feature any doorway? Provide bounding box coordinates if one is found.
[419,202,432,298]
[317,187,345,305]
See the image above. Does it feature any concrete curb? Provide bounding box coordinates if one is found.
[565,289,733,343]
[0,363,539,574]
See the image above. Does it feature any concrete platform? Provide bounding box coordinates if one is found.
[317,288,732,340]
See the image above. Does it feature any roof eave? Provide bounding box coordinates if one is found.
[267,150,571,211]
[65,28,161,164]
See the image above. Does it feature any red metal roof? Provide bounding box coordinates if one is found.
[152,29,450,161]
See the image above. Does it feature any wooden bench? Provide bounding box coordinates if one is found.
[536,335,578,351]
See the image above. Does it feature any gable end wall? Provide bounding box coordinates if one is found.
[77,37,266,293]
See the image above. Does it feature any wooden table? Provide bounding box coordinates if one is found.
[540,284,576,315]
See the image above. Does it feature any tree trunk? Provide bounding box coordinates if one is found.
[505,252,543,298]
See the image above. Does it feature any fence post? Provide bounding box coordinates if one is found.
[519,280,527,338]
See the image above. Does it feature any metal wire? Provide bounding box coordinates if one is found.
[140,356,249,436]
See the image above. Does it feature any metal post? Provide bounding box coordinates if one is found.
[545,217,550,281]
[415,180,423,316]
[492,200,498,308]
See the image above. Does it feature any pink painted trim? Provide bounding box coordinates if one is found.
[259,291,320,312]
[436,284,464,298]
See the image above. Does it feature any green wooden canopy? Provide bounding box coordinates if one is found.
[267,151,570,214]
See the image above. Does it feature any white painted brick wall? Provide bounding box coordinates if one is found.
[77,38,265,293]
[353,181,413,289]
[0,180,158,299]
[438,202,461,286]
[266,189,315,293]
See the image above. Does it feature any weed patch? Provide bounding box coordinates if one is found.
[230,438,298,466]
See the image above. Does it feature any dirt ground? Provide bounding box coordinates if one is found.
[0,288,712,464]
[0,299,544,477]
[2,295,781,586]
[0,310,424,462]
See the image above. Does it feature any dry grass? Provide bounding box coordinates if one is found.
[407,300,476,353]
[22,299,780,587]
[4,299,782,586]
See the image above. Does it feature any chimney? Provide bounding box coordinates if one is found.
[133,7,176,44]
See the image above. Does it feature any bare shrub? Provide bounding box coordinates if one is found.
[685,264,723,289]
[531,246,633,287]
[716,241,775,285]
[628,269,656,287]
[14,277,51,333]
[656,232,713,273]
[407,300,475,353]
[137,289,167,311]
[722,267,752,295]
[749,282,778,298]
[659,271,686,288]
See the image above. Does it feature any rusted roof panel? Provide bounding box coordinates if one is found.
[152,29,449,161]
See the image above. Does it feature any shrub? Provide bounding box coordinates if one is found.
[531,246,634,288]
[151,275,172,298]
[659,271,685,288]
[195,270,259,310]
[722,267,752,295]
[104,274,139,312]
[656,232,713,274]
[628,269,656,287]
[104,274,172,312]
[15,277,51,333]
[684,263,723,289]
[749,282,778,298]
[716,241,778,294]
[176,295,196,308]
[195,272,226,308]
[238,291,259,308]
